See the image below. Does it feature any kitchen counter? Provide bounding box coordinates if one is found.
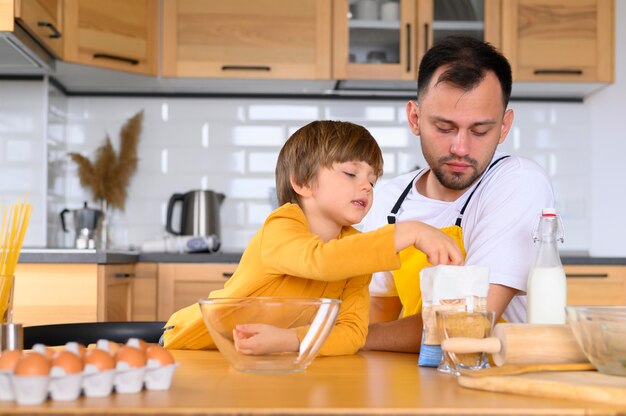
[17,248,624,265]
[18,249,242,264]
[0,350,622,415]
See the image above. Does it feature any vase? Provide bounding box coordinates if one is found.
[98,199,113,250]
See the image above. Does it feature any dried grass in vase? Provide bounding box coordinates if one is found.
[68,110,143,211]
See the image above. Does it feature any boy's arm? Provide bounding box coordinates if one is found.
[261,212,401,282]
[298,274,371,356]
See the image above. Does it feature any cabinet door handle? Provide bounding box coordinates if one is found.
[533,69,584,76]
[423,23,430,53]
[37,21,61,39]
[114,273,135,278]
[222,272,233,279]
[406,23,411,73]
[221,65,271,72]
[93,53,139,66]
[566,273,609,278]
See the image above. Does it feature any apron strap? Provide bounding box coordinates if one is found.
[387,170,422,224]
[454,155,510,227]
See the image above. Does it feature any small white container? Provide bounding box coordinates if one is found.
[12,375,50,405]
[49,373,83,401]
[82,368,115,398]
[380,1,399,21]
[114,366,146,394]
[145,363,178,391]
[354,0,378,20]
[0,370,14,401]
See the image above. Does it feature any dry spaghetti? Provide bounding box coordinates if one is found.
[0,198,32,323]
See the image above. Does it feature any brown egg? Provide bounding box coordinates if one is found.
[127,338,149,352]
[146,345,174,366]
[0,350,22,371]
[115,345,147,368]
[96,339,120,355]
[52,351,84,374]
[83,348,115,371]
[65,342,86,358]
[32,344,55,359]
[14,353,51,376]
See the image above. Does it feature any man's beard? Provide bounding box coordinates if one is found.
[429,155,485,191]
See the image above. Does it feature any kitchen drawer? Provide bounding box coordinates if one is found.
[98,264,135,322]
[565,265,626,306]
[157,263,238,321]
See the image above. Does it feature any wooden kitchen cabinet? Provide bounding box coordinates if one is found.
[63,0,158,75]
[13,262,140,325]
[98,263,134,322]
[13,0,64,58]
[332,0,500,81]
[157,263,238,321]
[132,262,158,321]
[161,0,331,79]
[565,265,626,306]
[501,0,614,83]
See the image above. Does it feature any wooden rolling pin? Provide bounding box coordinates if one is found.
[441,324,588,367]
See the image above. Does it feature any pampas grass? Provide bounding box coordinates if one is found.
[68,110,143,211]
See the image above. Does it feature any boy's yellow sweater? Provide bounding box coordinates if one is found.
[163,203,400,356]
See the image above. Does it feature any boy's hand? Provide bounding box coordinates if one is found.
[413,222,464,266]
[233,324,300,355]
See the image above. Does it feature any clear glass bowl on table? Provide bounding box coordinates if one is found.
[199,297,341,373]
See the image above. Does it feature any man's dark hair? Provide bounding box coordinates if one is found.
[417,35,512,107]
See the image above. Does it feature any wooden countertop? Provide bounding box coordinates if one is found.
[1,350,624,415]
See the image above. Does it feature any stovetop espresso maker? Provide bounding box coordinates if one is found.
[60,202,104,249]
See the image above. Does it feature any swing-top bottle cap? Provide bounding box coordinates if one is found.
[541,208,557,217]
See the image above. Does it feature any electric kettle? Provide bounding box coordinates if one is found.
[165,190,225,239]
[60,202,104,249]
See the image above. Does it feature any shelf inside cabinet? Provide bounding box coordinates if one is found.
[349,20,401,30]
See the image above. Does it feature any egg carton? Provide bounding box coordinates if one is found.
[0,338,178,405]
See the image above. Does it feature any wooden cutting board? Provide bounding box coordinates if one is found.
[458,371,626,406]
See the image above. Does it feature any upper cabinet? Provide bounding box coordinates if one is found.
[162,0,332,79]
[332,0,501,81]
[501,0,614,83]
[62,0,158,75]
[14,0,64,58]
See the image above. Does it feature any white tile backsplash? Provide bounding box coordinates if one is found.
[0,83,594,253]
[50,96,591,252]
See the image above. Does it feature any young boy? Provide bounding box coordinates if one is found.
[162,120,463,356]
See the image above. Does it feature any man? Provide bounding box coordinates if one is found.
[361,36,555,353]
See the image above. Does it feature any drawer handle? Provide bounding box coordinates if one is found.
[406,23,411,73]
[114,273,135,278]
[221,65,271,72]
[93,53,139,66]
[566,273,609,278]
[222,272,233,279]
[533,69,583,76]
[37,21,61,39]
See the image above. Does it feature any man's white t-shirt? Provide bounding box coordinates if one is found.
[360,153,555,323]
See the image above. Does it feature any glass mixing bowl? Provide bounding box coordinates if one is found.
[199,297,341,373]
[565,306,626,376]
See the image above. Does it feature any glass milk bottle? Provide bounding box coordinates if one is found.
[526,208,567,324]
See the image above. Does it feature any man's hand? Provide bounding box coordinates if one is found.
[233,324,300,355]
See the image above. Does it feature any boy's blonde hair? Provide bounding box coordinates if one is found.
[276,120,383,206]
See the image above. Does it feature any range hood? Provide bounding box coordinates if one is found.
[0,23,55,74]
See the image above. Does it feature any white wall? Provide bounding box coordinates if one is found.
[59,97,590,253]
[0,80,47,246]
[587,0,626,257]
